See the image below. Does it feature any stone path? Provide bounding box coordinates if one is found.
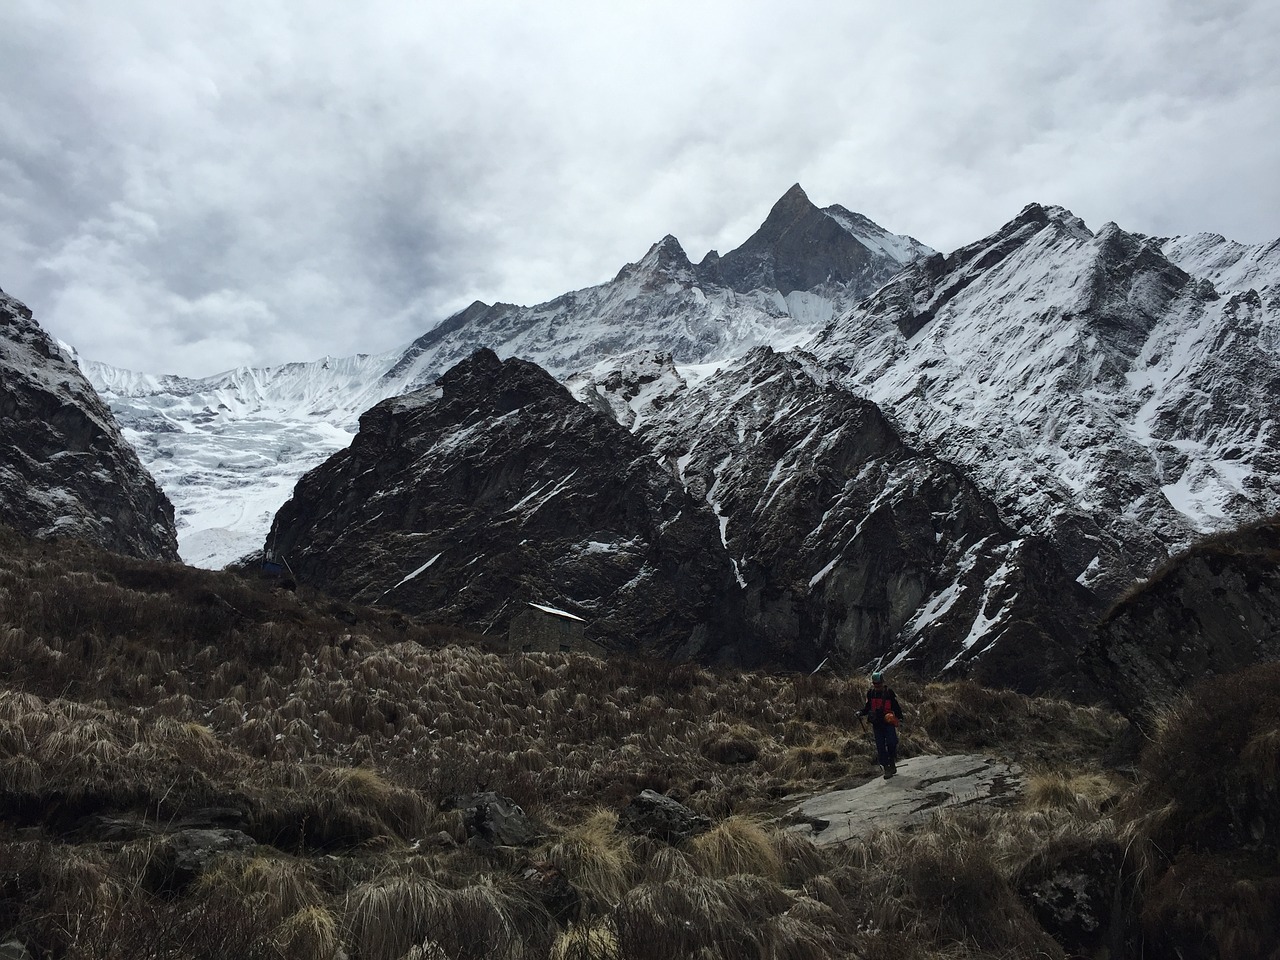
[785,754,1024,845]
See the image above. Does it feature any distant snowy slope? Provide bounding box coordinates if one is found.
[1161,233,1280,295]
[81,349,406,566]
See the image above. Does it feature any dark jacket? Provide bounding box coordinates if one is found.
[858,686,903,728]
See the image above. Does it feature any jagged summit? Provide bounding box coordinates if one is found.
[711,183,930,295]
[614,234,696,285]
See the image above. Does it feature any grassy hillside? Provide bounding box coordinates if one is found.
[1,526,1275,958]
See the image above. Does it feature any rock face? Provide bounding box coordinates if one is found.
[626,347,1099,687]
[786,754,1024,845]
[1082,518,1280,718]
[0,289,178,560]
[270,346,1098,687]
[706,183,933,297]
[267,350,743,660]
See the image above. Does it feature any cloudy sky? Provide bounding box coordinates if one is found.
[2,1,1277,376]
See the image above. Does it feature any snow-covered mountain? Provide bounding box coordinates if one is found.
[808,204,1280,594]
[83,185,931,566]
[60,184,1280,687]
[80,349,406,566]
[550,206,1279,681]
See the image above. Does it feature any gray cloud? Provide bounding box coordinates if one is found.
[1,0,1276,376]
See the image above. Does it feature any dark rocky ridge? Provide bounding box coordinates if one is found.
[268,349,746,661]
[0,289,178,560]
[1083,517,1280,719]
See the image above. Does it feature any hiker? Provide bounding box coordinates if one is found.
[856,670,903,779]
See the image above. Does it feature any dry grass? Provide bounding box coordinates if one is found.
[544,809,633,909]
[1,523,1214,958]
[687,816,783,880]
[1118,663,1280,958]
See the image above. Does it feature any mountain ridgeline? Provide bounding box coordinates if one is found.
[267,191,1279,693]
[84,184,931,567]
[35,182,1278,693]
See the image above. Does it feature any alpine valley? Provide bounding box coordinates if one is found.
[35,183,1280,691]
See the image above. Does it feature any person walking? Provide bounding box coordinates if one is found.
[856,671,903,778]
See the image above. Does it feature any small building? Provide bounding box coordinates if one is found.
[508,602,603,656]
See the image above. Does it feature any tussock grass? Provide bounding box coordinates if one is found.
[545,809,633,908]
[275,905,339,960]
[1,524,1185,959]
[195,854,323,929]
[550,921,621,960]
[687,816,783,880]
[1120,663,1280,957]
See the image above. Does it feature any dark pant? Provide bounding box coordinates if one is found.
[873,724,898,767]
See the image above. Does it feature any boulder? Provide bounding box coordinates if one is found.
[149,827,257,892]
[1017,841,1130,957]
[620,789,712,844]
[445,791,543,847]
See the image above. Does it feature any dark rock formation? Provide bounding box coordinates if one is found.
[1016,840,1132,958]
[0,289,178,560]
[272,345,1101,688]
[636,346,1101,690]
[1082,518,1280,718]
[445,791,544,847]
[268,349,742,660]
[620,789,712,844]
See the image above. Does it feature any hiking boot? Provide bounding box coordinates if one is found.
[883,767,893,780]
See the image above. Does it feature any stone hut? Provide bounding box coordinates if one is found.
[508,602,603,656]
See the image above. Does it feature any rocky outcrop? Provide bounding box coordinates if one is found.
[786,754,1024,845]
[446,791,544,847]
[0,289,178,560]
[267,349,743,660]
[1082,518,1280,718]
[620,790,712,844]
[596,347,1101,690]
[271,345,1099,688]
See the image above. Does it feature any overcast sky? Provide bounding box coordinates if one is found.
[2,1,1277,377]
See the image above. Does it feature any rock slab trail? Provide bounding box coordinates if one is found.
[786,754,1024,845]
